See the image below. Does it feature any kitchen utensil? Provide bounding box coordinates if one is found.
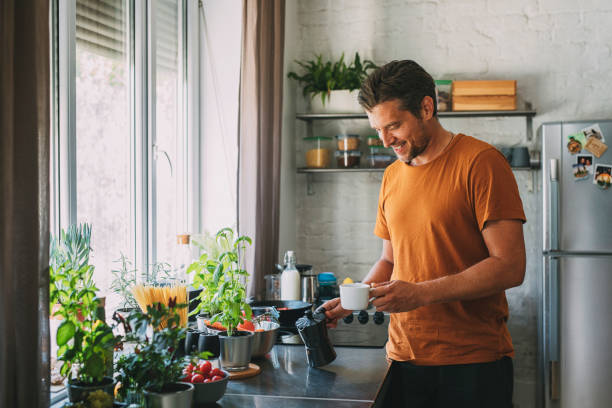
[339,283,371,310]
[247,300,312,328]
[511,146,530,167]
[296,306,336,368]
[250,321,280,358]
[301,274,318,303]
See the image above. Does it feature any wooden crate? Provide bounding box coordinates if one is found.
[452,80,516,96]
[452,95,517,111]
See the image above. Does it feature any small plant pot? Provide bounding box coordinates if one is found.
[192,369,230,404]
[198,331,220,358]
[218,330,254,371]
[66,376,116,403]
[310,89,363,114]
[143,382,194,408]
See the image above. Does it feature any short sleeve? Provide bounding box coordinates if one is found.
[374,170,391,240]
[469,148,527,231]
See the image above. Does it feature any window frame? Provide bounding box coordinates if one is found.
[50,0,199,279]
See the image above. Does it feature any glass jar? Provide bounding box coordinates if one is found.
[367,135,383,147]
[317,272,338,301]
[368,146,393,155]
[335,134,360,151]
[435,79,452,112]
[335,150,361,168]
[366,154,396,168]
[264,274,281,300]
[304,136,332,168]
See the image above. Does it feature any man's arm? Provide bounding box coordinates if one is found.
[370,219,525,312]
[322,239,394,325]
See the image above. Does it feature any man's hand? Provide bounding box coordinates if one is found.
[320,297,352,328]
[370,280,426,313]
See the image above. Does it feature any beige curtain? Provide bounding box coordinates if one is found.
[0,0,50,407]
[238,0,285,299]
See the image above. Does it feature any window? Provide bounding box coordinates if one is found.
[50,0,191,311]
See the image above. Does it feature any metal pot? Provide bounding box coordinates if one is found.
[143,382,194,408]
[251,322,280,358]
[218,330,254,371]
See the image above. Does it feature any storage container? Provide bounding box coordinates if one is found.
[367,135,383,147]
[435,79,452,112]
[335,134,360,151]
[335,150,361,168]
[368,146,393,155]
[318,272,338,301]
[366,154,396,168]
[304,136,332,168]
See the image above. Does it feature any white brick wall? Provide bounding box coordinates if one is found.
[281,1,612,406]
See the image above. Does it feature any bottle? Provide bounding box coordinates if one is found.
[174,233,192,285]
[281,251,301,300]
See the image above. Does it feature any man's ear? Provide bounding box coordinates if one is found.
[420,96,435,120]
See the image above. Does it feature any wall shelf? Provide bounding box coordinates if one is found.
[296,104,538,194]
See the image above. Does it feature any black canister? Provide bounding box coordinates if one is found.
[296,307,336,368]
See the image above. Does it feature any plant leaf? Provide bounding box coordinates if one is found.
[57,320,75,346]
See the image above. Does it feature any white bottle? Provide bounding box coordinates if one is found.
[281,250,301,300]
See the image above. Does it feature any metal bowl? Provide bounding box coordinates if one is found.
[251,322,280,358]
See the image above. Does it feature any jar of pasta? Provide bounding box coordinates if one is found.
[304,136,332,168]
[335,134,360,151]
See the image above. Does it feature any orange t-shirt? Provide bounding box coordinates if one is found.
[374,134,526,366]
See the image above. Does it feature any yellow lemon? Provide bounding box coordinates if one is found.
[343,277,354,284]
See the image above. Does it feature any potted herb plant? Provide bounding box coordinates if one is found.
[49,224,118,403]
[110,253,139,321]
[188,227,254,371]
[287,52,377,113]
[114,300,195,407]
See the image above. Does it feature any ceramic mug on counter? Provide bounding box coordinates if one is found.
[340,283,371,310]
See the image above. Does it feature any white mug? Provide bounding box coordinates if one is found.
[340,283,371,310]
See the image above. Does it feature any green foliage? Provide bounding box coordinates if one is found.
[287,52,378,106]
[114,302,208,397]
[141,261,173,286]
[187,228,252,336]
[110,253,138,309]
[49,224,118,385]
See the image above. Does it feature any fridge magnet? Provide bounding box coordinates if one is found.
[580,123,605,143]
[567,133,585,154]
[593,164,612,190]
[584,136,608,158]
[573,155,593,180]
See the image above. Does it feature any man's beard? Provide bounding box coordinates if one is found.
[400,125,430,164]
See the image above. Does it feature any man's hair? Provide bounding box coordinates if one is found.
[358,60,437,118]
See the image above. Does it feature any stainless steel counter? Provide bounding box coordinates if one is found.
[216,345,390,407]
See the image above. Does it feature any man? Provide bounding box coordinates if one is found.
[322,60,526,407]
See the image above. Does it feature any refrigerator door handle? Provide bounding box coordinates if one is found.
[549,256,560,401]
[549,159,559,251]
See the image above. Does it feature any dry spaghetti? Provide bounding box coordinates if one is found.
[131,284,188,328]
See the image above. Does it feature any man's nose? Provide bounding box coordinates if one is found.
[379,130,393,148]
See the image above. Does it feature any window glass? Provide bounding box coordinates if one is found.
[153,0,184,265]
[74,0,131,308]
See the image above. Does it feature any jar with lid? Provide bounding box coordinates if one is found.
[317,272,338,302]
[368,146,392,155]
[366,154,396,168]
[335,150,361,168]
[335,134,360,151]
[367,135,384,147]
[304,136,332,168]
[434,80,452,112]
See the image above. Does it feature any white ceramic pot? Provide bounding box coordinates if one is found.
[310,90,363,114]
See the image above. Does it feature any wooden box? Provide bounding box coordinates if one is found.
[451,80,517,111]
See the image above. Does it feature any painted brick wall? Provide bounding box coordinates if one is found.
[282,1,612,407]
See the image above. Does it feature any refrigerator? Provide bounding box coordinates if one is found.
[540,120,612,408]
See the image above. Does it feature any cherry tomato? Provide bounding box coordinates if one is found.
[185,363,195,373]
[210,368,223,378]
[211,375,223,382]
[198,361,212,377]
[180,373,192,382]
[191,374,204,383]
[203,378,211,383]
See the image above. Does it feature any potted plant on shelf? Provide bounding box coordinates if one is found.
[188,227,254,371]
[114,300,196,407]
[49,224,118,403]
[110,253,139,320]
[287,52,377,113]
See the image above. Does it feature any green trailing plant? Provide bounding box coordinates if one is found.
[49,224,117,385]
[287,52,377,106]
[187,227,252,336]
[110,253,138,309]
[113,300,208,398]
